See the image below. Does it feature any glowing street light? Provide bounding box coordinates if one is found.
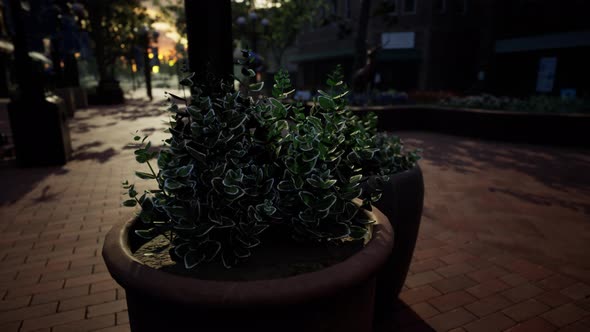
[235,11,270,53]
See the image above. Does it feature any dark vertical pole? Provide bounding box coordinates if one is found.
[63,53,80,87]
[250,21,257,53]
[143,43,152,100]
[184,0,234,82]
[86,1,108,84]
[353,0,372,72]
[9,0,43,100]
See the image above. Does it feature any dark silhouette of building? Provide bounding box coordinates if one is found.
[490,0,590,97]
[291,0,489,92]
[291,0,590,97]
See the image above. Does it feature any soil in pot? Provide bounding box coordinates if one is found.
[133,229,370,281]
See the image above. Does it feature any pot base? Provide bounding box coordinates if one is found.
[102,209,393,332]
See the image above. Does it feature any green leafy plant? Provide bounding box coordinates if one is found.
[269,65,383,241]
[123,58,419,270]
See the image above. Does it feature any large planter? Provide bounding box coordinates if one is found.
[354,105,590,148]
[8,95,72,166]
[371,166,424,318]
[102,209,393,332]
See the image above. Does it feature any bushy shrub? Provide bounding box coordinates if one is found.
[122,57,419,269]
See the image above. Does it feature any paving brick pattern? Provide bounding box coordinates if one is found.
[1,95,590,331]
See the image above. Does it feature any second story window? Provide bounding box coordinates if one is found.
[403,0,416,14]
[345,0,352,18]
[331,0,339,15]
[435,0,446,13]
[451,0,467,14]
[384,0,398,15]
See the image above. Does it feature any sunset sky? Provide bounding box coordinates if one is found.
[144,0,278,58]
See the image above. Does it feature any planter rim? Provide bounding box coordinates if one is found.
[351,104,590,118]
[387,164,422,178]
[102,208,393,308]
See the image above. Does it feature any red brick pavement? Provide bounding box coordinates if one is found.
[0,96,589,331]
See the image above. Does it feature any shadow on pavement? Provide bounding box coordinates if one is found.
[0,166,69,206]
[76,99,167,122]
[71,140,118,164]
[401,132,590,195]
[71,120,118,134]
[489,187,590,215]
[375,300,435,332]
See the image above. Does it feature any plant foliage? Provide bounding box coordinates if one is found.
[123,56,420,270]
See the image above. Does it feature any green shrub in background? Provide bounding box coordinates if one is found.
[441,94,590,114]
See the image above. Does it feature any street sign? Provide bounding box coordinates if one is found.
[381,32,415,49]
[536,57,557,93]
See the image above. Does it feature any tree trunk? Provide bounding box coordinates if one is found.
[63,54,80,87]
[353,0,372,72]
[85,1,123,104]
[143,46,152,100]
[87,1,115,84]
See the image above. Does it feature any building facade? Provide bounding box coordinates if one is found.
[290,0,590,98]
[291,0,491,92]
[490,0,590,97]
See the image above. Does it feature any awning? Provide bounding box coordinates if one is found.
[377,49,421,61]
[495,30,590,53]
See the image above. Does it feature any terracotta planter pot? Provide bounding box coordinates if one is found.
[370,166,424,319]
[102,209,393,332]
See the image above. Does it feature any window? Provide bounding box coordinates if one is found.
[345,0,352,18]
[384,0,398,15]
[331,0,338,15]
[452,0,467,14]
[435,0,446,13]
[403,0,416,14]
[376,0,398,15]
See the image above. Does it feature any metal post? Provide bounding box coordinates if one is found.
[184,0,233,83]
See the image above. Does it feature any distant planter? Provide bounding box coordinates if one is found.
[353,105,590,148]
[88,80,124,105]
[102,211,393,332]
[71,87,88,109]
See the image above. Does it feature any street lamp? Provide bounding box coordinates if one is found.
[137,25,156,101]
[236,16,247,26]
[261,18,270,28]
[248,11,258,21]
[235,11,269,53]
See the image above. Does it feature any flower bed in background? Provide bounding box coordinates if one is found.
[440,94,590,114]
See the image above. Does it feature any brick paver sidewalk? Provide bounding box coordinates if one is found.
[1,95,589,331]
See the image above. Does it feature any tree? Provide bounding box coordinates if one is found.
[81,0,151,102]
[261,0,324,68]
[229,0,323,69]
[153,0,186,39]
